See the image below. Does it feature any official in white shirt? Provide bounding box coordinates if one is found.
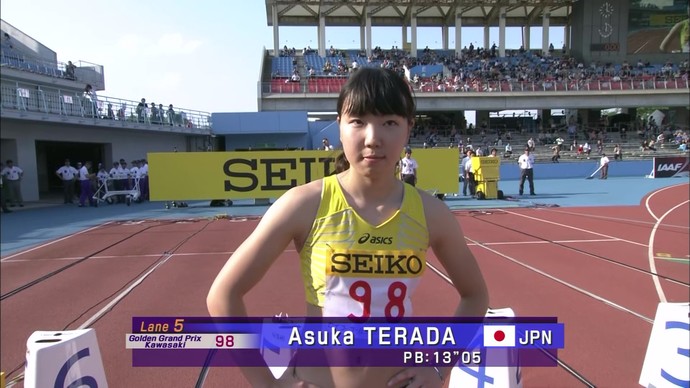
[460,149,475,196]
[399,148,418,186]
[517,148,536,195]
[1,159,24,207]
[56,159,78,204]
[599,153,610,179]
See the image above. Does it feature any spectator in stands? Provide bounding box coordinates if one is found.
[613,144,622,161]
[107,103,115,120]
[3,32,12,49]
[150,102,160,124]
[83,84,99,117]
[288,71,300,83]
[647,139,657,151]
[167,104,176,126]
[551,144,560,163]
[321,138,334,151]
[504,143,512,158]
[582,142,592,158]
[65,61,76,80]
[136,98,147,123]
[117,104,126,120]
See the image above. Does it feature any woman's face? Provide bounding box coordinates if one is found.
[338,111,411,178]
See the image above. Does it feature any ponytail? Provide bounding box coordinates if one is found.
[331,152,350,175]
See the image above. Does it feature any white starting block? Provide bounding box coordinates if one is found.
[449,307,522,388]
[262,313,300,379]
[24,329,108,388]
[639,303,690,388]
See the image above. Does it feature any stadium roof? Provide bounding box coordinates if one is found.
[265,0,577,28]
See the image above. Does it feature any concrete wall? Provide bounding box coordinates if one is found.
[498,160,655,180]
[1,19,57,63]
[211,111,309,134]
[0,119,189,201]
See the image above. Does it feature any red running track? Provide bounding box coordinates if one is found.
[1,184,688,387]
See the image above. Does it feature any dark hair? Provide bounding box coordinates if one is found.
[330,153,350,175]
[332,68,414,174]
[336,67,415,124]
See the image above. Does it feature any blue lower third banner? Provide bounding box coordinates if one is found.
[128,317,564,367]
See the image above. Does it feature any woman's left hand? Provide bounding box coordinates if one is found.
[387,367,444,388]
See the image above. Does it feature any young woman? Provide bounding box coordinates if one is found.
[207,67,489,388]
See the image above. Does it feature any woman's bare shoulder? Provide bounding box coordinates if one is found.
[268,179,324,221]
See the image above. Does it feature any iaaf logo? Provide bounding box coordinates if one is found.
[357,233,393,245]
[657,163,683,172]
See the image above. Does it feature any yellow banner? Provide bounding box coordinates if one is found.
[148,149,459,201]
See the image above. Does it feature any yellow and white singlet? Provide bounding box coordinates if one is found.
[300,175,428,320]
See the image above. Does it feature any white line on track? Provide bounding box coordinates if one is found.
[540,208,690,231]
[467,238,619,246]
[645,183,688,222]
[427,262,453,284]
[647,200,690,303]
[77,253,176,329]
[1,222,112,262]
[1,250,300,263]
[6,250,177,388]
[425,236,653,323]
[502,209,649,247]
[465,236,654,324]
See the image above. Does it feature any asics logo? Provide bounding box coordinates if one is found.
[357,233,393,245]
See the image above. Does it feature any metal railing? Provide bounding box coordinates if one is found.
[1,79,213,134]
[263,76,690,94]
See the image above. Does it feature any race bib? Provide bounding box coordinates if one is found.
[323,248,425,321]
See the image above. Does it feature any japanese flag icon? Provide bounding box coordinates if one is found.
[484,325,516,347]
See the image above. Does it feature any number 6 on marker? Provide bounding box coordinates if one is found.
[54,348,98,388]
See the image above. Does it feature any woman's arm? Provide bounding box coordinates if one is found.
[388,192,489,387]
[206,181,321,386]
[660,21,685,52]
[424,193,489,317]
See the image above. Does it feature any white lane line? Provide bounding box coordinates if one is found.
[647,200,690,303]
[541,209,690,231]
[502,210,649,247]
[645,183,689,222]
[1,249,299,263]
[1,222,112,262]
[5,251,177,388]
[467,238,619,247]
[74,248,300,330]
[77,253,176,329]
[465,236,654,324]
[427,262,453,284]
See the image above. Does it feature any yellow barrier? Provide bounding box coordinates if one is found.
[472,156,502,200]
[1,371,5,388]
[148,149,459,201]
